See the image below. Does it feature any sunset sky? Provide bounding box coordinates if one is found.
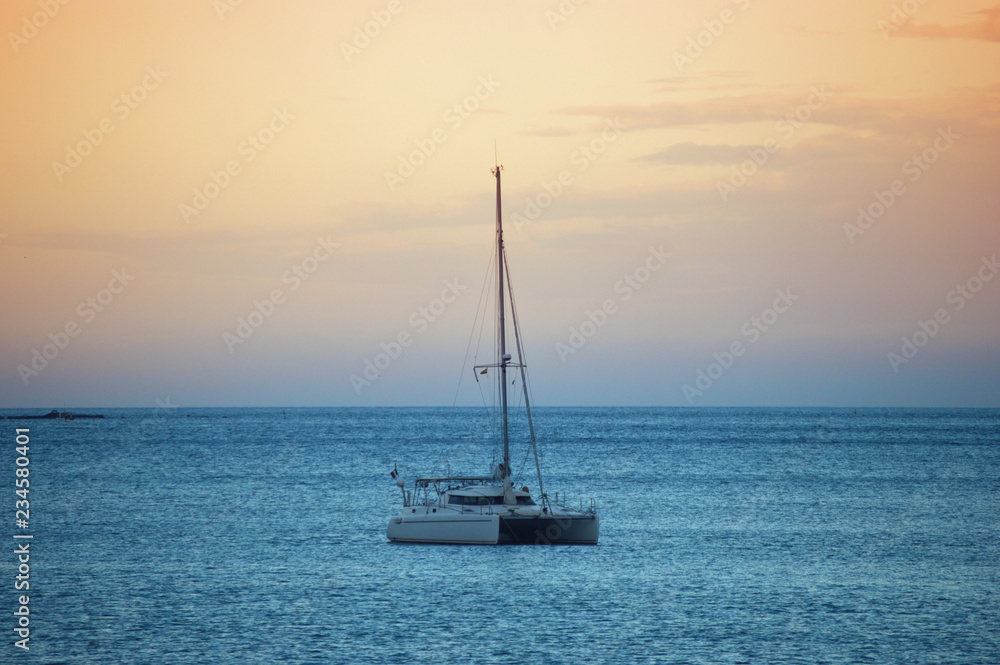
[2,0,998,408]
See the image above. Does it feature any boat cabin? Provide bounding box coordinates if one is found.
[405,476,536,510]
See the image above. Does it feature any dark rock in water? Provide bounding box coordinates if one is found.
[5,409,104,420]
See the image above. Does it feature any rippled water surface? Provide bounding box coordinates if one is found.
[3,407,998,664]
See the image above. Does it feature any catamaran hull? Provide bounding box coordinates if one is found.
[499,514,599,545]
[386,514,500,545]
[386,513,598,545]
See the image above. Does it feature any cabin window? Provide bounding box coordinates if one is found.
[447,494,504,505]
[516,496,536,506]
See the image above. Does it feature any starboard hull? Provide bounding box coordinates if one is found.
[498,514,599,545]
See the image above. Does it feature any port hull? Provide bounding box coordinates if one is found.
[386,514,499,544]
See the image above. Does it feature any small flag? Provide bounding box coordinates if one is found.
[390,465,398,479]
[480,368,488,374]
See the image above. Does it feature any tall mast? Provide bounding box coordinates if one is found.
[493,164,514,504]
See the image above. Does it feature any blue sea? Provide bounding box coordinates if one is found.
[2,407,998,664]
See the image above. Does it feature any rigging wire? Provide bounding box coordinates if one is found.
[504,245,536,409]
[457,236,503,468]
[502,243,546,495]
[452,241,496,407]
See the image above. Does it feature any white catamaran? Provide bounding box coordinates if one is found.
[386,165,599,545]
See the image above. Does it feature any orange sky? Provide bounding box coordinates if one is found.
[2,0,999,407]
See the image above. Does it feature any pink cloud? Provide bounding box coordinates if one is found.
[899,4,1000,42]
